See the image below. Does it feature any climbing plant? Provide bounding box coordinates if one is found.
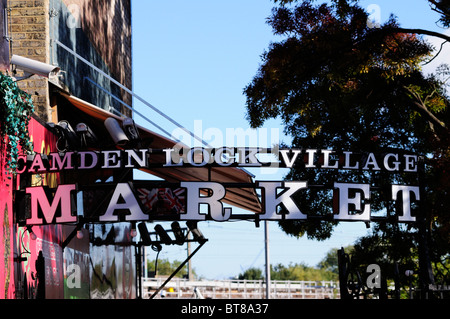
[0,72,34,174]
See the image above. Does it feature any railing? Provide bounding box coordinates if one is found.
[142,278,339,299]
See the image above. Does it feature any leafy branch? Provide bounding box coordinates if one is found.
[404,84,447,137]
[0,72,35,174]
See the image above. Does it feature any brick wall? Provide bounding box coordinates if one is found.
[7,0,132,121]
[9,0,51,121]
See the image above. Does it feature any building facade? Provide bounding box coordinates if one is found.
[0,0,260,299]
[0,0,136,299]
[7,0,132,120]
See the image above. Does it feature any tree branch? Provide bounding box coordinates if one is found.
[428,0,450,19]
[380,26,450,137]
[385,27,450,43]
[404,86,447,136]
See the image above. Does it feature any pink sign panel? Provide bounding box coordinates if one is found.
[0,116,63,298]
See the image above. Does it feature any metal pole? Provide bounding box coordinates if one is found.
[150,240,207,299]
[187,232,193,281]
[417,157,435,298]
[264,221,271,299]
[135,244,142,299]
[143,245,147,279]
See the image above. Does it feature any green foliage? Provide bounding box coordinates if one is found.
[238,267,263,280]
[147,258,195,279]
[238,259,339,282]
[244,0,449,239]
[271,262,338,281]
[351,223,418,283]
[350,222,450,296]
[244,0,450,287]
[245,0,434,143]
[317,245,354,274]
[0,72,34,174]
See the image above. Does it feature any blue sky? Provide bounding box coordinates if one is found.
[130,0,448,279]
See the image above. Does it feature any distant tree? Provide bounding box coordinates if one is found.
[147,258,195,279]
[317,245,354,275]
[238,262,338,281]
[238,267,264,280]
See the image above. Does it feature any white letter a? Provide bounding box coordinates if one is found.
[99,183,147,222]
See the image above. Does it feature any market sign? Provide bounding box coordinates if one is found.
[15,147,420,172]
[14,147,421,225]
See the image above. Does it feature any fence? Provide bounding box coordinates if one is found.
[142,278,339,299]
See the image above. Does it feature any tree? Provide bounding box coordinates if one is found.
[238,267,264,280]
[275,0,450,30]
[429,0,450,27]
[317,245,354,275]
[238,262,338,281]
[147,258,195,279]
[244,0,449,291]
[350,223,420,298]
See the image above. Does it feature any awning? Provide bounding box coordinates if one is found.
[58,92,262,214]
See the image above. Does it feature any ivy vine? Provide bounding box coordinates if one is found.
[0,72,34,174]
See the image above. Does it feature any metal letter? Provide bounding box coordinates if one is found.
[257,181,308,220]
